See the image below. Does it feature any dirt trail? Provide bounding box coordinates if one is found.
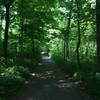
[13,56,90,100]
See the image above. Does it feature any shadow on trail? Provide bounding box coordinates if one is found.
[13,56,89,100]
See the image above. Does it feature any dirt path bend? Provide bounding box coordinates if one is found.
[13,56,90,100]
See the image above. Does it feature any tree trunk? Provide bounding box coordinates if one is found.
[20,19,24,56]
[3,5,10,64]
[76,0,81,66]
[20,0,24,57]
[96,0,100,70]
[0,24,2,57]
[31,37,35,57]
[64,0,73,62]
[66,0,73,60]
[85,42,89,57]
[0,18,2,41]
[64,37,67,61]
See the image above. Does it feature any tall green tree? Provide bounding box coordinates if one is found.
[64,0,73,62]
[76,0,81,66]
[2,0,14,64]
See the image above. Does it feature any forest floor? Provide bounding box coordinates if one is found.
[12,56,91,100]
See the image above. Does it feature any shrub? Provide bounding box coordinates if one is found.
[0,66,25,100]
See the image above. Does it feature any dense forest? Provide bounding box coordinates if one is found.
[0,0,100,100]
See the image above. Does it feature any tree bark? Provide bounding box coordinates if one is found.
[20,0,24,57]
[64,0,73,62]
[64,36,67,61]
[20,19,24,56]
[66,0,73,59]
[3,5,10,64]
[76,0,81,66]
[96,0,100,70]
[31,36,35,57]
[0,9,3,41]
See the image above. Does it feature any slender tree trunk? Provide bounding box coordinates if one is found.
[76,0,81,66]
[0,10,4,57]
[0,26,2,45]
[20,0,24,57]
[0,17,2,41]
[64,0,73,62]
[31,37,35,57]
[96,0,100,70]
[64,36,67,61]
[66,0,73,59]
[3,5,10,64]
[20,19,24,56]
[85,42,89,57]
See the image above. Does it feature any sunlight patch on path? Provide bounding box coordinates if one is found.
[42,56,51,60]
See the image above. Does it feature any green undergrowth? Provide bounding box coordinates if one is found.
[0,58,38,100]
[52,55,100,100]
